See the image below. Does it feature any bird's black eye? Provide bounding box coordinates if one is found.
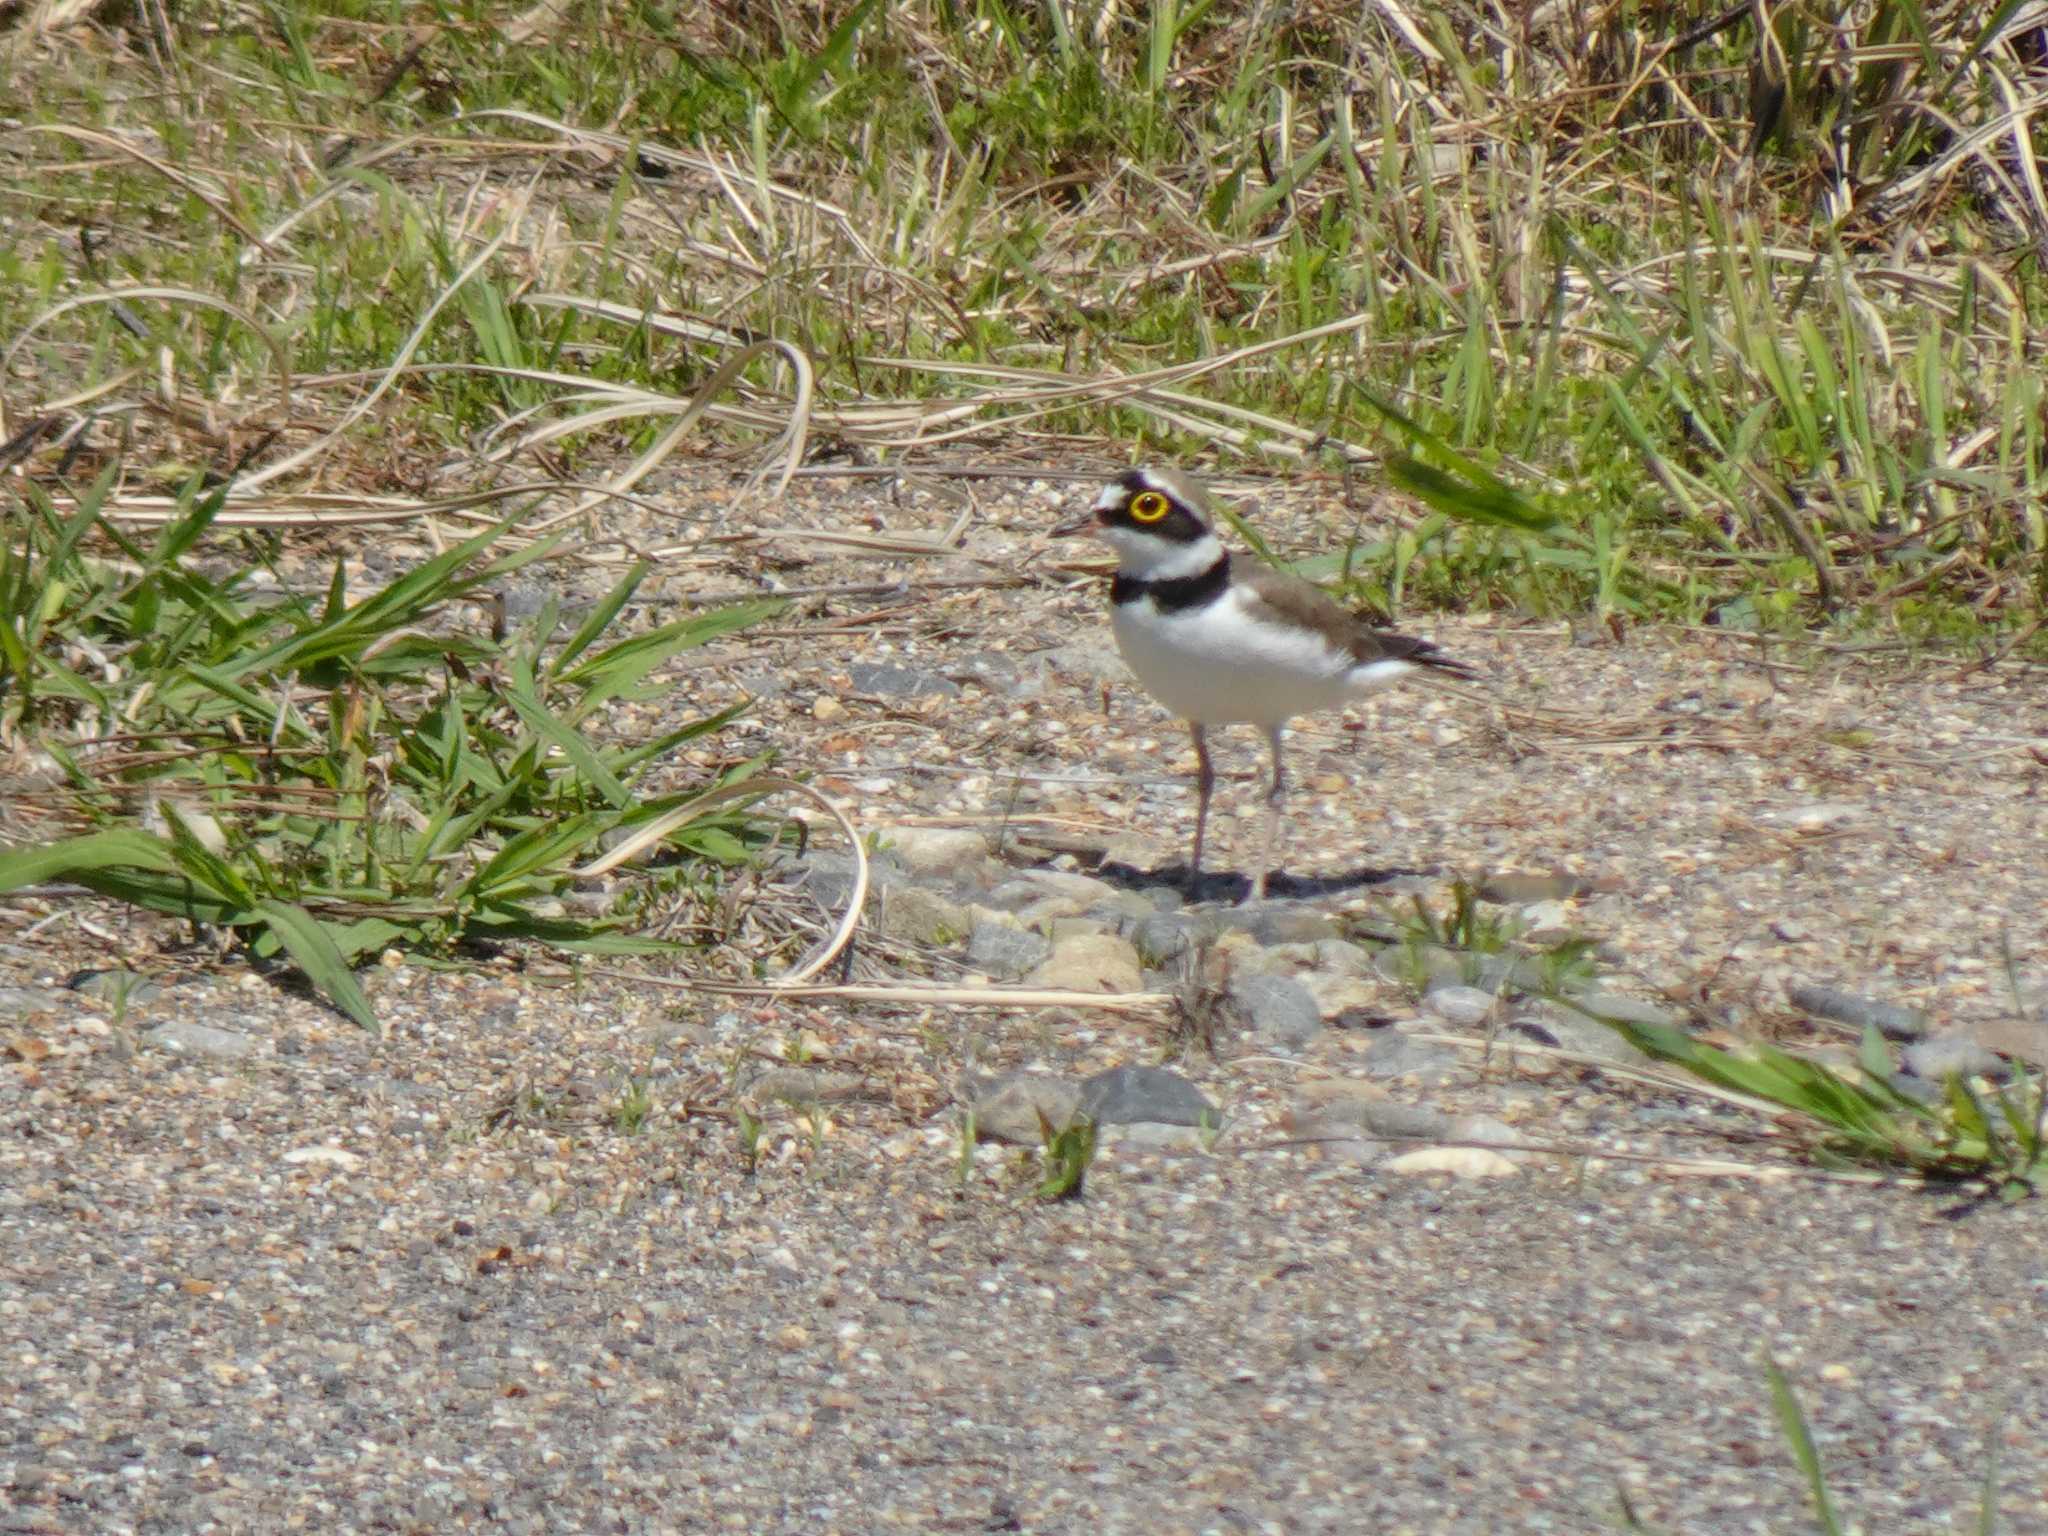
[1128,490,1170,523]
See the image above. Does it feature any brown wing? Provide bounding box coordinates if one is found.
[1237,562,1478,680]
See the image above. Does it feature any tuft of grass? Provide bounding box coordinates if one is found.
[1035,1111,1097,1202]
[734,1105,764,1176]
[1576,1004,2046,1194]
[956,1107,978,1188]
[1386,877,1521,990]
[611,1077,654,1136]
[1372,882,2041,1193]
[0,473,782,1029]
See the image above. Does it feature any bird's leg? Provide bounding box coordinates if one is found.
[1187,723,1214,896]
[1250,724,1287,904]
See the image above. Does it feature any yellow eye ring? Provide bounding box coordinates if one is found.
[1128,490,1170,523]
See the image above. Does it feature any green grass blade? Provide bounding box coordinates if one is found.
[147,481,230,569]
[1764,1354,1844,1536]
[0,830,179,888]
[469,810,616,899]
[252,897,381,1032]
[550,562,647,675]
[68,867,251,926]
[795,0,877,99]
[501,653,630,808]
[1383,454,1557,534]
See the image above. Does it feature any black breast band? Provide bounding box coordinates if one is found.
[1110,555,1230,614]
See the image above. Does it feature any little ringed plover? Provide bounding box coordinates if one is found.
[1054,466,1475,902]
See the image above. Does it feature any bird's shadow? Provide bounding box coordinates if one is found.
[1091,858,1414,905]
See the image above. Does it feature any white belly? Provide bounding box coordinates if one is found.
[1110,589,1411,726]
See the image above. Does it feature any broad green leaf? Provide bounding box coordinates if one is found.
[314,916,416,963]
[253,898,380,1032]
[470,810,615,897]
[0,830,178,889]
[67,867,252,925]
[149,482,228,569]
[464,908,679,954]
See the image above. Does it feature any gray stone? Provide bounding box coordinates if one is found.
[1130,912,1209,967]
[879,886,971,946]
[1759,800,1861,832]
[780,848,908,913]
[966,1072,1082,1144]
[874,826,991,879]
[944,651,1048,700]
[1011,869,1121,903]
[986,892,1091,925]
[1260,940,1328,971]
[1227,971,1323,1047]
[1424,984,1498,1026]
[1026,932,1143,994]
[1786,982,1929,1042]
[1513,1004,1654,1066]
[738,1067,871,1110]
[1312,939,1377,977]
[494,580,552,622]
[847,662,960,699]
[1045,916,1113,942]
[1446,1113,1528,1151]
[1517,899,1578,940]
[1569,990,1682,1031]
[67,969,163,1008]
[1304,1096,1456,1141]
[985,870,1120,920]
[1046,641,1129,688]
[1215,902,1340,946]
[1079,1065,1219,1129]
[1901,1034,2007,1083]
[147,1020,260,1060]
[1363,1031,1461,1081]
[1085,891,1158,922]
[1103,1120,1220,1151]
[1478,871,1598,904]
[1885,1072,1943,1105]
[964,921,1051,981]
[0,985,65,1018]
[1299,971,1380,1020]
[1970,1014,2048,1070]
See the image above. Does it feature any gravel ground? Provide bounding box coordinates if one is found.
[4,465,2047,1534]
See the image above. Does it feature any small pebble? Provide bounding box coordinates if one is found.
[146,1020,260,1060]
[1424,984,1498,1026]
